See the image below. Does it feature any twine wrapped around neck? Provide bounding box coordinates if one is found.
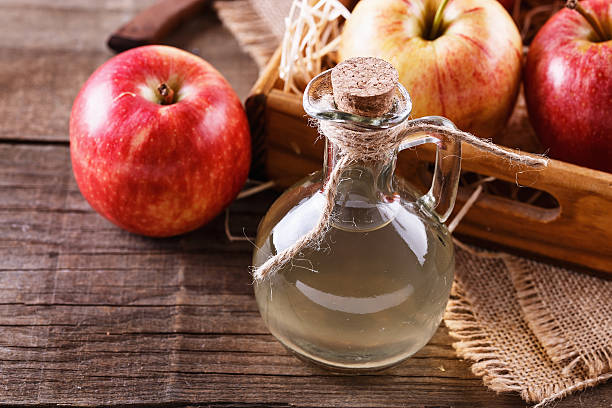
[251,120,548,282]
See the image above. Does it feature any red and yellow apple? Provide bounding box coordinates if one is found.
[70,45,251,237]
[339,0,522,139]
[524,0,612,173]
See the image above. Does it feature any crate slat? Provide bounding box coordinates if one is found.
[245,47,612,275]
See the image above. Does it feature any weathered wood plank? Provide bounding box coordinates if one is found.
[0,1,156,53]
[1,2,610,406]
[0,1,257,142]
[1,142,611,407]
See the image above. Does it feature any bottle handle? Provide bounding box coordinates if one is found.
[398,116,462,222]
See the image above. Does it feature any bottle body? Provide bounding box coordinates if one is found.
[253,171,454,370]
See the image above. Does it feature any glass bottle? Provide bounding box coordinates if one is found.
[252,64,462,371]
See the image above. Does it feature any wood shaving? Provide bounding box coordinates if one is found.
[279,0,351,93]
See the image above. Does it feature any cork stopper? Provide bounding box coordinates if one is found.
[331,57,399,117]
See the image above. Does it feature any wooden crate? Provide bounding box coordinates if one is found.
[245,40,612,275]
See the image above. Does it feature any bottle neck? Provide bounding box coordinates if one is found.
[322,138,399,231]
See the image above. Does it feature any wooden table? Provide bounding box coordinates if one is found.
[1,1,610,406]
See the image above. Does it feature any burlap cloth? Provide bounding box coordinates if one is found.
[447,245,611,406]
[214,0,612,404]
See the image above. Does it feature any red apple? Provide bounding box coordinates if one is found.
[339,0,522,139]
[524,0,612,172]
[70,45,251,237]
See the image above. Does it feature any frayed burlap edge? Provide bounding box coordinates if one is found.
[444,281,526,397]
[506,256,612,378]
[214,0,279,69]
[445,261,612,407]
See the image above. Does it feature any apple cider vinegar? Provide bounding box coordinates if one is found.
[253,57,462,371]
[253,183,454,370]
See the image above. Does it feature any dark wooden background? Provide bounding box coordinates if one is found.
[0,1,610,406]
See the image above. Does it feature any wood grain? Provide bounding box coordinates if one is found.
[0,0,257,143]
[0,144,483,405]
[1,1,610,406]
[1,143,611,407]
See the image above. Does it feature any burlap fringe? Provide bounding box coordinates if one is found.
[446,258,611,406]
[507,257,612,378]
[214,0,279,69]
[444,282,526,397]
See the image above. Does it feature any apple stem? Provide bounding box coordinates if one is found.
[566,0,607,42]
[429,0,450,40]
[157,83,175,105]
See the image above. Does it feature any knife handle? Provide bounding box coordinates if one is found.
[107,0,210,53]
